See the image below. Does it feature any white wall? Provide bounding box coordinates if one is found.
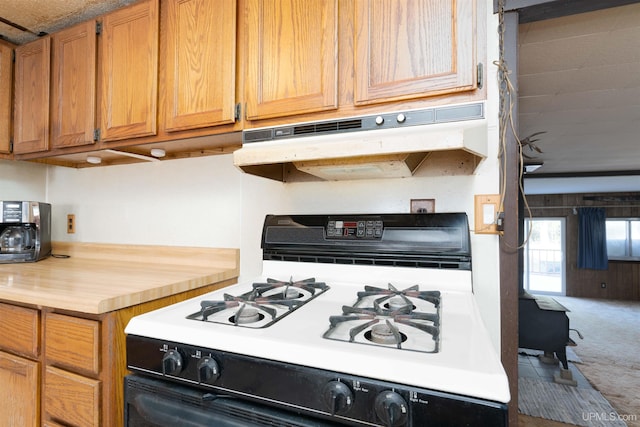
[0,159,48,201]
[47,155,244,248]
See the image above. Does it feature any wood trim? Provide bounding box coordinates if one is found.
[499,11,520,427]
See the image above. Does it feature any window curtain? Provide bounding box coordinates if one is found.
[577,207,608,270]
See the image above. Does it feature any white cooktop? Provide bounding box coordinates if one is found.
[125,261,510,404]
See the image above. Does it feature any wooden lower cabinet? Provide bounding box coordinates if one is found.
[0,351,39,427]
[44,366,100,426]
[0,280,234,426]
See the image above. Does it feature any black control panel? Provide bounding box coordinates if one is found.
[326,219,383,240]
[127,335,507,427]
[261,213,472,269]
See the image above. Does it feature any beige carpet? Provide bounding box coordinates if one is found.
[549,297,640,427]
[557,297,640,427]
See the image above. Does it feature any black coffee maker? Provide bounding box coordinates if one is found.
[0,201,52,263]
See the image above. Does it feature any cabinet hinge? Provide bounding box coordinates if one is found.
[94,129,101,141]
[477,63,484,89]
[96,21,102,35]
[234,103,241,122]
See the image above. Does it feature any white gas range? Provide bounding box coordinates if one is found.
[125,213,510,427]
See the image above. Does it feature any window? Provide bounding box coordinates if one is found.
[605,219,640,260]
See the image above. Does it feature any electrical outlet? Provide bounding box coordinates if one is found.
[67,214,76,234]
[410,199,435,213]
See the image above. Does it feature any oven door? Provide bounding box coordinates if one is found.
[124,375,341,427]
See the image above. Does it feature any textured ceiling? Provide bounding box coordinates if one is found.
[518,2,640,176]
[0,0,135,45]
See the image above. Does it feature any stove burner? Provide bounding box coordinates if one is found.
[357,283,440,308]
[367,321,408,345]
[323,283,441,353]
[387,296,413,311]
[187,277,329,328]
[231,306,263,324]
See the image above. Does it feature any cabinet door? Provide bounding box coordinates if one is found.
[165,0,237,131]
[51,21,97,148]
[0,351,39,427]
[99,0,159,142]
[13,37,50,154]
[0,40,13,154]
[45,366,100,427]
[244,0,338,120]
[354,0,477,105]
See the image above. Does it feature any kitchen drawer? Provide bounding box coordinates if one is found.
[44,366,100,427]
[45,312,100,375]
[0,302,39,357]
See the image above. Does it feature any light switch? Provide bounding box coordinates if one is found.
[474,194,501,234]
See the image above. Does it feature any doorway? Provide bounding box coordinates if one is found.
[523,218,566,295]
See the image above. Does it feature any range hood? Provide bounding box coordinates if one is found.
[233,103,487,182]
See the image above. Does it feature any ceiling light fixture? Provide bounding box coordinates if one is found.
[150,148,166,158]
[86,156,102,164]
[523,162,543,173]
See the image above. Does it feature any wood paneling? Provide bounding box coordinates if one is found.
[527,191,640,300]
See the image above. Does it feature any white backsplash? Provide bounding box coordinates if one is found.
[0,159,48,201]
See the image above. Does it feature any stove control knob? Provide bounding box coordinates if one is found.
[162,349,183,376]
[197,357,220,384]
[322,381,354,416]
[374,391,409,427]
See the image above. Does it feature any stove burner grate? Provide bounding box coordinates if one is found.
[323,283,441,353]
[186,277,329,328]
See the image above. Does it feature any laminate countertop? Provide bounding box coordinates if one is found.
[0,242,239,314]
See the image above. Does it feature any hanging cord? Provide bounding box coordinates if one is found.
[493,0,533,250]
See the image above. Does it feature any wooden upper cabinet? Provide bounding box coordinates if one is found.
[164,0,237,131]
[244,0,338,121]
[51,21,97,148]
[0,40,13,154]
[13,37,50,154]
[354,0,477,105]
[99,0,159,142]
